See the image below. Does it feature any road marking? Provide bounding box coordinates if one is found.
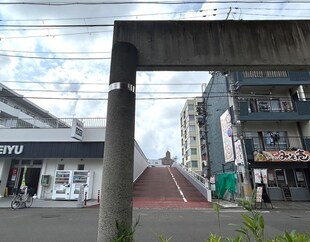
[168,167,187,202]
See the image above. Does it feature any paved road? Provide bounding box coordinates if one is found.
[0,207,309,242]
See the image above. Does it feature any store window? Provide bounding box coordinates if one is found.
[57,164,65,170]
[77,164,85,170]
[286,169,296,187]
[32,160,42,166]
[21,160,31,166]
[275,169,286,187]
[295,169,306,187]
[267,169,277,187]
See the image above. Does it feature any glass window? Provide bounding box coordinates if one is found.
[275,169,286,187]
[267,169,277,187]
[189,115,195,121]
[263,131,288,150]
[57,164,65,170]
[21,160,31,166]
[190,136,196,144]
[189,125,195,132]
[190,148,197,155]
[188,104,194,111]
[11,159,20,167]
[295,169,306,188]
[285,169,296,187]
[77,164,84,170]
[32,160,42,166]
[191,160,198,168]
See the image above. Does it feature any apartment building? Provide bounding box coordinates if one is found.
[180,98,204,173]
[202,71,310,201]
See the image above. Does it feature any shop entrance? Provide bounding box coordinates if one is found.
[6,159,42,195]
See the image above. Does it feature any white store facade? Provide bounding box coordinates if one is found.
[0,124,148,200]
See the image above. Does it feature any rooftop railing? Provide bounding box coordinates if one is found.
[0,118,106,129]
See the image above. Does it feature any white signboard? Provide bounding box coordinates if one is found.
[234,140,244,165]
[71,119,84,141]
[220,109,234,163]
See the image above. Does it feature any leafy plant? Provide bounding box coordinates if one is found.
[112,216,140,242]
[268,230,310,242]
[158,234,173,242]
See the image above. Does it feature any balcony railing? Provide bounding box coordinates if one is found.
[0,118,106,129]
[243,136,310,152]
[239,99,310,121]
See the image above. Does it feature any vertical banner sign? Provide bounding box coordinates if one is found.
[71,118,84,141]
[220,109,234,163]
[234,139,245,165]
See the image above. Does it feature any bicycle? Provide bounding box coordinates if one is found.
[11,186,33,209]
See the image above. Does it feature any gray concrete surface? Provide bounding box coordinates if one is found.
[0,204,309,242]
[113,20,310,71]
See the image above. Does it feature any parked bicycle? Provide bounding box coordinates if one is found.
[11,186,33,209]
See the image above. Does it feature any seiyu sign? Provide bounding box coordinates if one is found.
[0,145,24,155]
[71,118,84,141]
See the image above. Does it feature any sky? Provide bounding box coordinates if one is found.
[1,0,310,161]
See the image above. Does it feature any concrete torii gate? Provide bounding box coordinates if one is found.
[97,20,310,241]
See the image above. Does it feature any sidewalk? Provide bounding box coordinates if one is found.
[1,196,310,210]
[0,196,99,208]
[217,199,310,210]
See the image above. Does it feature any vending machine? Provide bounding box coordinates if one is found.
[69,170,94,200]
[52,170,72,200]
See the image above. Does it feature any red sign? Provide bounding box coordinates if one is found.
[254,149,310,162]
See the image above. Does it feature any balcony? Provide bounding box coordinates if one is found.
[239,100,310,121]
[233,71,310,86]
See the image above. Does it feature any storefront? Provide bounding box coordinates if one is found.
[250,149,310,201]
[0,138,148,200]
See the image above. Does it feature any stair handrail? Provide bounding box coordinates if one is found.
[173,162,208,187]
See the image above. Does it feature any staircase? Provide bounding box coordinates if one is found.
[133,166,212,208]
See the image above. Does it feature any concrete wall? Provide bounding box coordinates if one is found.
[113,20,310,71]
[133,141,149,182]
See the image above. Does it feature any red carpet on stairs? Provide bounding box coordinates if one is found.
[133,167,212,208]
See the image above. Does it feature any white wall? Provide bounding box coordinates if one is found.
[0,128,106,142]
[133,141,149,182]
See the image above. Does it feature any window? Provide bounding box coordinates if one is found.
[190,148,197,155]
[191,160,198,168]
[188,104,194,111]
[188,115,195,121]
[263,131,288,150]
[77,164,85,170]
[57,164,65,170]
[190,136,196,144]
[286,169,296,187]
[32,160,42,166]
[189,125,195,132]
[21,160,31,166]
[295,169,306,188]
